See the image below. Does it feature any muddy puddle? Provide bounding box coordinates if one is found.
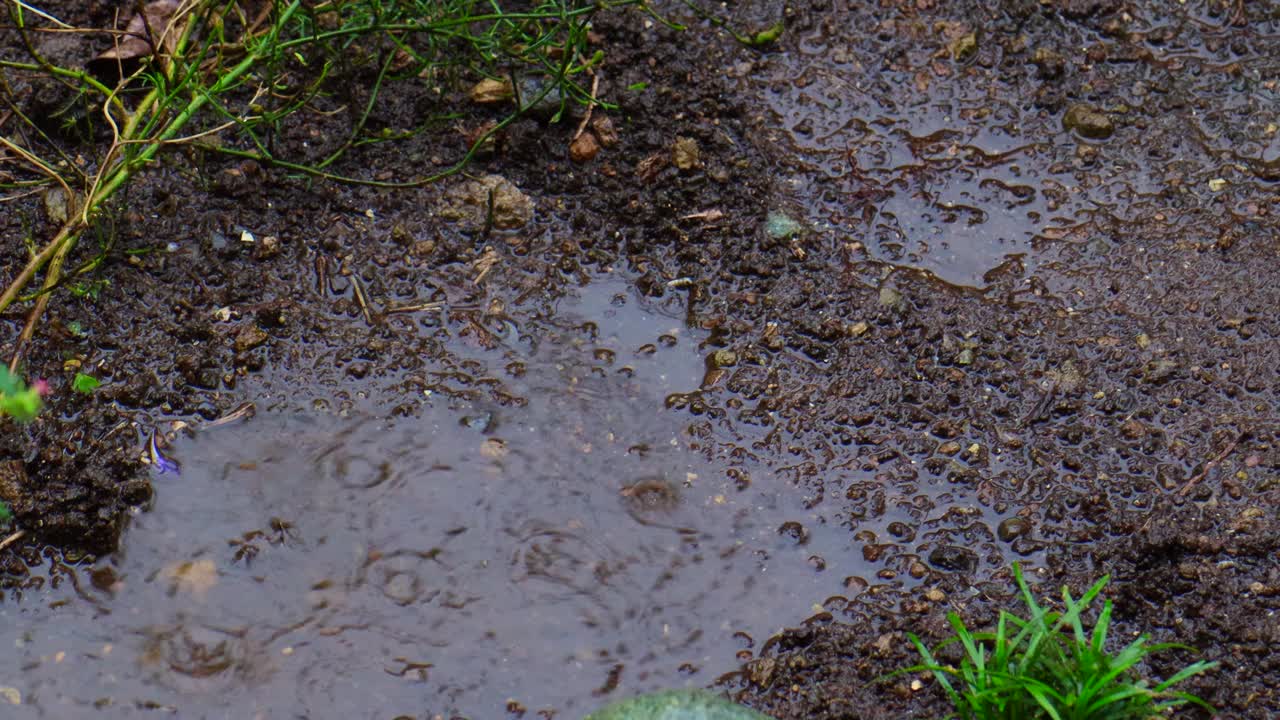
[738,8,1267,294]
[5,1,1277,717]
[0,276,874,718]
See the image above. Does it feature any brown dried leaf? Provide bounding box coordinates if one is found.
[469,78,514,105]
[591,115,619,147]
[160,558,218,600]
[672,136,700,170]
[93,0,183,65]
[635,152,668,182]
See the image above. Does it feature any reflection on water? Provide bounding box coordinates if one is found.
[0,277,864,719]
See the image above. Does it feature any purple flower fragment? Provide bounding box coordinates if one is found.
[149,430,180,475]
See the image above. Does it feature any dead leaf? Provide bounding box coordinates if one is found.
[591,115,619,147]
[872,632,894,655]
[90,0,184,79]
[469,78,514,105]
[42,186,71,225]
[160,558,218,600]
[635,152,668,182]
[672,136,701,170]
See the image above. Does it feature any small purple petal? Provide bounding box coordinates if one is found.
[149,431,180,476]
[155,455,180,475]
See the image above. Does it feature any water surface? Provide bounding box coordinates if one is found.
[0,277,862,719]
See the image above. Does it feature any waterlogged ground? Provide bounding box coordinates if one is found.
[2,0,1280,718]
[1,284,872,718]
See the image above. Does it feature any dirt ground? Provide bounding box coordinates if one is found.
[1,0,1278,718]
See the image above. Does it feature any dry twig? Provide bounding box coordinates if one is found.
[1178,431,1244,496]
[572,73,600,141]
[0,530,26,553]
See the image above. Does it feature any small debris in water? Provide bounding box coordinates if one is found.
[148,430,180,475]
[997,517,1032,542]
[159,558,218,599]
[928,544,978,573]
[710,350,738,368]
[878,287,903,307]
[949,32,978,63]
[681,209,725,222]
[460,412,495,433]
[253,234,282,260]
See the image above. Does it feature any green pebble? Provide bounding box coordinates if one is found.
[584,689,774,720]
[764,211,803,239]
[711,350,738,368]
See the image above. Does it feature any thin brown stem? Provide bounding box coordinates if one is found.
[1178,432,1244,497]
[9,227,75,371]
[0,222,80,316]
[0,529,25,553]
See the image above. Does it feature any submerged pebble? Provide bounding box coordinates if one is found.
[997,517,1032,542]
[440,174,534,231]
[1062,103,1114,140]
[584,689,774,720]
[927,544,978,573]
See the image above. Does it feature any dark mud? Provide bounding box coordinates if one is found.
[1,0,1278,717]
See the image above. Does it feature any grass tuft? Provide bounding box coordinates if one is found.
[902,564,1218,720]
[1,0,646,362]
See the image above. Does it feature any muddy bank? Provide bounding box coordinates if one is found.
[1,0,1278,717]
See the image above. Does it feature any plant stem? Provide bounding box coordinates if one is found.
[0,1,305,351]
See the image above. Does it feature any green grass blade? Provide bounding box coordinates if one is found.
[947,612,987,676]
[906,632,961,703]
[1025,682,1066,720]
[1156,689,1219,713]
[1153,659,1219,691]
[1095,638,1149,681]
[1083,684,1151,715]
[1090,599,1112,653]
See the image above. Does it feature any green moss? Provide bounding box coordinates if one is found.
[764,211,803,240]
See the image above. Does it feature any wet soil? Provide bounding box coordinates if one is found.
[1,0,1279,717]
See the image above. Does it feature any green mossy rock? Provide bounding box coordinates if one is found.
[764,211,803,240]
[584,689,774,720]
